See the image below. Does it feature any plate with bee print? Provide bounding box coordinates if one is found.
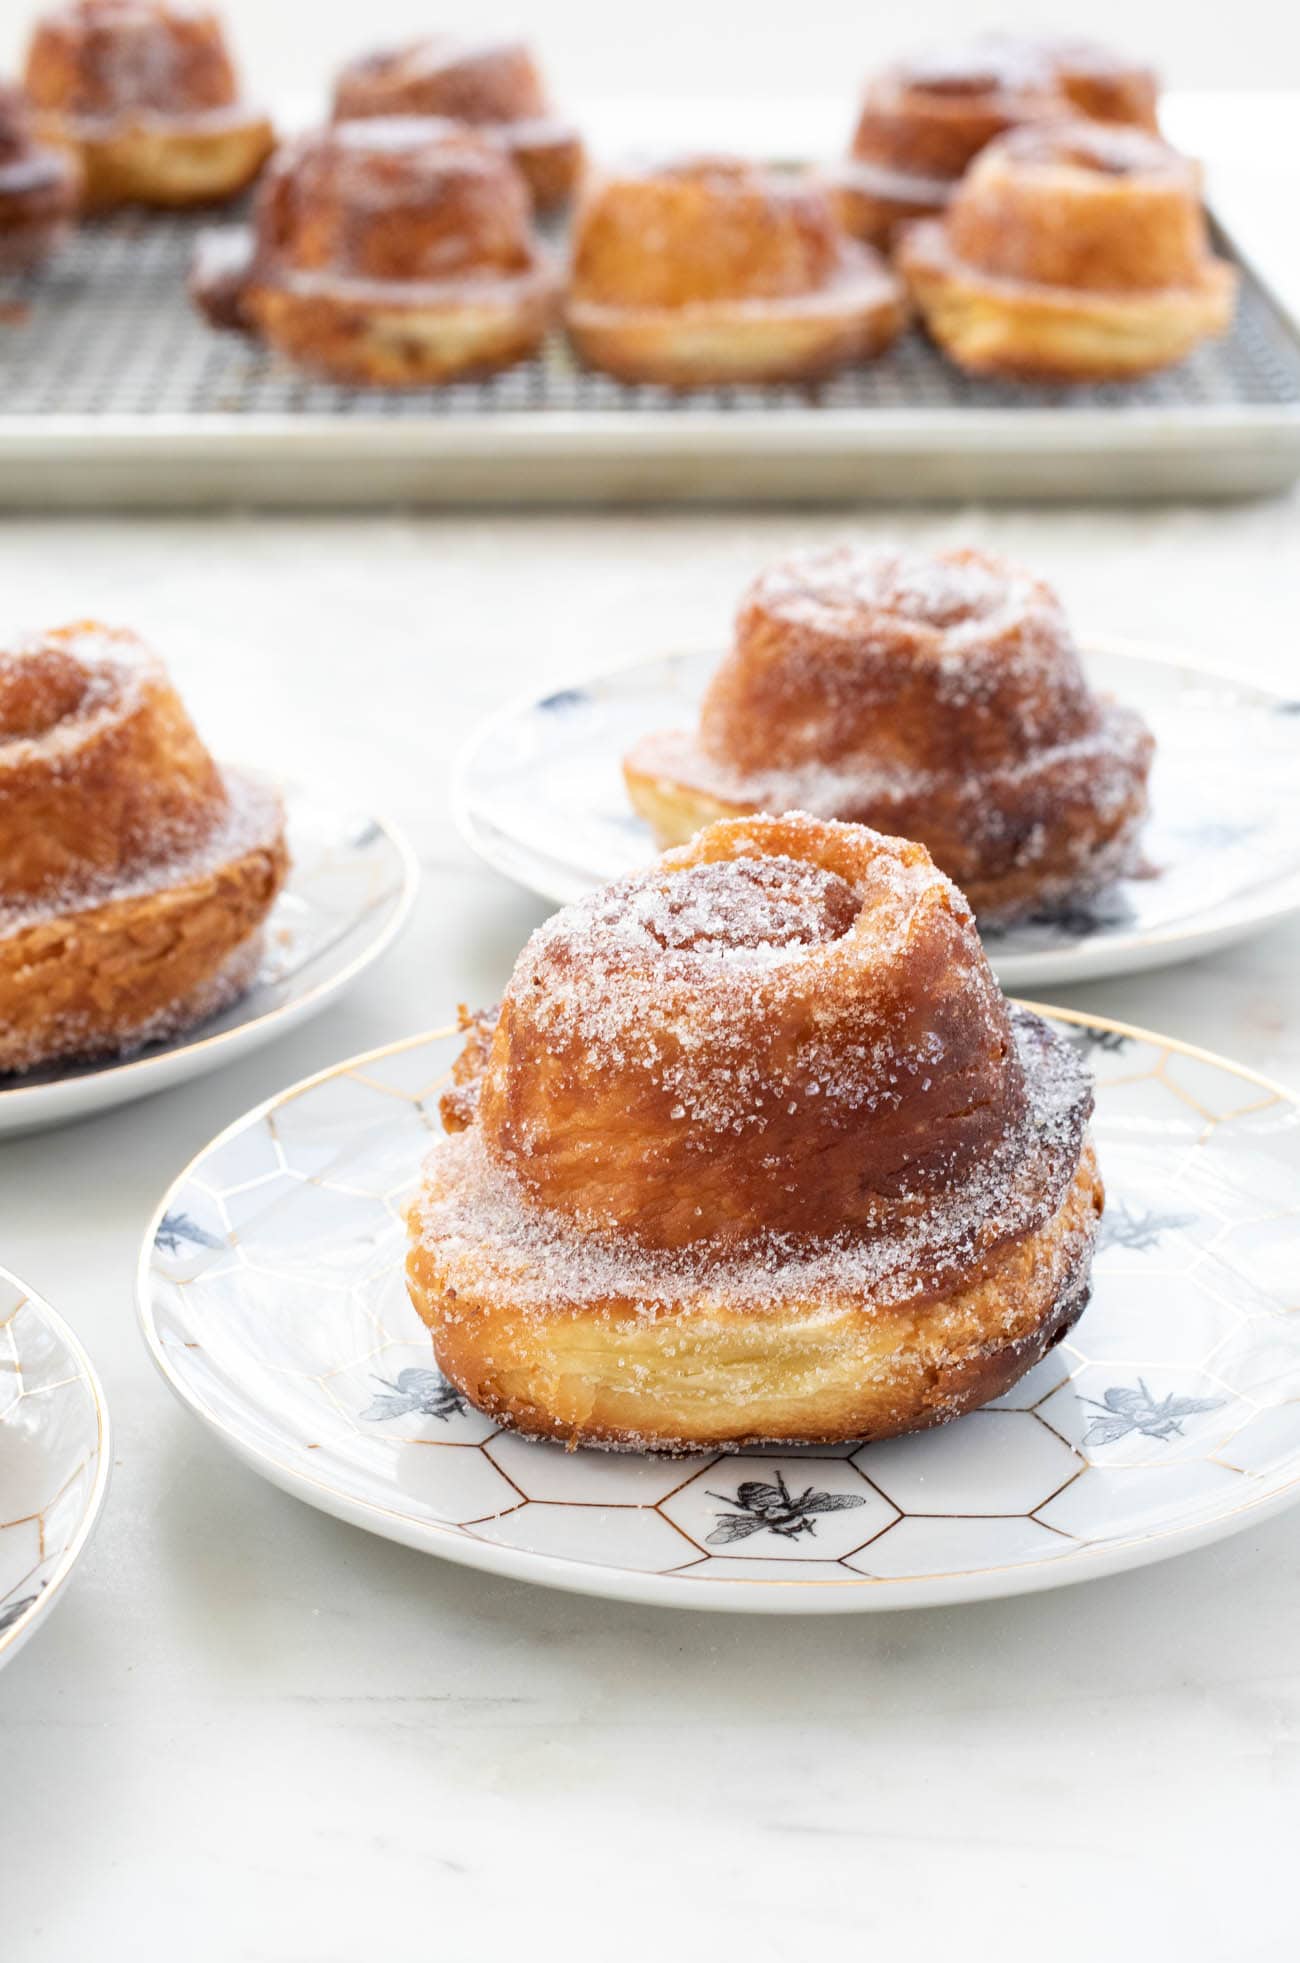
[137,1009,1300,1614]
[0,795,419,1137]
[453,640,1300,988]
[0,1267,110,1670]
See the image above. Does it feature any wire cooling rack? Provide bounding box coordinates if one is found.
[1,208,1298,504]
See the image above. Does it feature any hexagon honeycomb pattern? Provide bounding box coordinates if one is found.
[143,1017,1300,1605]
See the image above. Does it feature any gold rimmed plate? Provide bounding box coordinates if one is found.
[0,793,419,1137]
[138,1012,1300,1614]
[0,1267,110,1669]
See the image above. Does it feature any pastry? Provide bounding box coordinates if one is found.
[23,1,273,211]
[830,32,1158,247]
[332,34,581,212]
[898,121,1237,382]
[624,545,1154,925]
[407,813,1103,1451]
[0,621,287,1074]
[0,80,80,271]
[190,118,559,386]
[565,156,906,388]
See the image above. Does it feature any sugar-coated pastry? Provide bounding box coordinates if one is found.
[408,814,1102,1451]
[830,32,1158,247]
[624,546,1154,925]
[0,622,287,1074]
[332,34,582,212]
[23,0,273,211]
[565,156,906,388]
[190,118,559,386]
[0,79,80,271]
[898,121,1236,382]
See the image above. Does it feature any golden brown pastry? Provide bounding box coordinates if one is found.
[190,118,559,386]
[23,1,273,211]
[0,80,79,271]
[624,546,1154,926]
[0,622,287,1074]
[332,34,582,212]
[898,121,1237,382]
[565,156,906,388]
[407,814,1103,1452]
[830,32,1159,248]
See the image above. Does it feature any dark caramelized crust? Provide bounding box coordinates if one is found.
[0,621,287,1072]
[897,121,1237,381]
[831,32,1159,247]
[566,156,905,386]
[331,34,582,210]
[192,120,559,385]
[0,80,79,270]
[624,547,1155,923]
[23,0,272,208]
[406,814,1102,1451]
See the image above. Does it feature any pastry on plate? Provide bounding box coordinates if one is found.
[23,0,273,211]
[332,34,581,212]
[829,32,1158,247]
[897,120,1237,382]
[565,156,906,387]
[0,621,287,1074]
[0,79,79,271]
[624,544,1154,925]
[407,813,1103,1451]
[190,118,559,386]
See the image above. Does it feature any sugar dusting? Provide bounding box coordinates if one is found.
[413,1006,1093,1318]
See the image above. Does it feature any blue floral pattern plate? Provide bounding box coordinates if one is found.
[0,1268,110,1669]
[139,1014,1300,1614]
[0,794,418,1137]
[453,641,1300,987]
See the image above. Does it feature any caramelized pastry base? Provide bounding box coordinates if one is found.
[822,159,953,249]
[0,152,80,271]
[408,1138,1101,1453]
[35,106,273,212]
[243,260,559,386]
[900,219,1237,381]
[0,771,287,1074]
[566,252,906,387]
[498,117,583,210]
[624,708,1152,926]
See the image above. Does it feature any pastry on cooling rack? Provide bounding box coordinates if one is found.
[407,813,1103,1451]
[898,121,1237,382]
[564,156,906,388]
[829,32,1159,248]
[0,79,79,271]
[624,545,1154,926]
[331,33,582,213]
[190,118,560,386]
[0,621,287,1073]
[23,0,273,211]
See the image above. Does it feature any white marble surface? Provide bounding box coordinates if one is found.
[1,500,1298,1960]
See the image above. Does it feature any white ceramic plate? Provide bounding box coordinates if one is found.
[0,1267,110,1669]
[139,1013,1300,1615]
[453,641,1300,987]
[0,794,419,1136]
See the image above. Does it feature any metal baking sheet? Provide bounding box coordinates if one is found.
[1,207,1297,505]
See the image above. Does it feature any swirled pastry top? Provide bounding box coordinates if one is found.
[250,119,537,288]
[465,814,1050,1251]
[0,621,266,926]
[943,121,1210,294]
[24,1,244,124]
[333,35,552,129]
[570,157,853,309]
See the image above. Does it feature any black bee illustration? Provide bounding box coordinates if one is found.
[363,1368,467,1424]
[1083,1379,1225,1446]
[154,1210,224,1255]
[705,1470,869,1545]
[1100,1204,1197,1252]
[537,687,588,716]
[1070,1026,1132,1059]
[0,1593,40,1636]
